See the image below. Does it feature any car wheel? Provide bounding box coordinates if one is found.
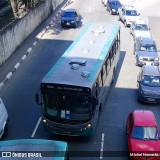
[61,23,64,28]
[124,21,127,27]
[133,35,135,41]
[129,29,132,34]
[117,15,120,21]
[74,22,78,28]
[133,45,136,55]
[137,94,141,103]
[135,59,138,66]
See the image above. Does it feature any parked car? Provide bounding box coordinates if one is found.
[61,9,80,28]
[134,37,159,66]
[130,19,151,40]
[106,0,122,15]
[137,65,160,103]
[126,110,160,158]
[118,5,141,27]
[0,98,8,139]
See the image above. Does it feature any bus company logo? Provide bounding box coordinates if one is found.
[2,152,11,157]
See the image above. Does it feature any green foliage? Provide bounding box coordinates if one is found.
[9,0,44,18]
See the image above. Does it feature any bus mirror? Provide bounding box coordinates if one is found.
[35,93,40,104]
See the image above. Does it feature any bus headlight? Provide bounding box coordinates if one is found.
[87,123,92,128]
[43,119,46,123]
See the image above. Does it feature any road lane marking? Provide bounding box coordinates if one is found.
[6,72,12,79]
[100,133,105,159]
[31,117,42,137]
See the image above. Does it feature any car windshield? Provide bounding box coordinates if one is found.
[126,10,138,16]
[42,92,92,123]
[132,126,159,140]
[63,11,76,17]
[140,44,157,52]
[135,24,149,31]
[142,75,160,87]
[111,1,121,6]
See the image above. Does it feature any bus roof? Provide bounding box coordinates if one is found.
[0,139,67,160]
[42,22,120,88]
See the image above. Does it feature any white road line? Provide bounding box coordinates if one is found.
[6,72,13,79]
[33,41,37,46]
[14,63,20,69]
[100,133,105,159]
[31,117,42,137]
[27,47,32,53]
[21,55,27,60]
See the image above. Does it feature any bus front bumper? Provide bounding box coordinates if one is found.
[42,118,93,137]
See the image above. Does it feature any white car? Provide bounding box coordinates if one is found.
[0,98,8,139]
[118,5,141,27]
[130,19,151,40]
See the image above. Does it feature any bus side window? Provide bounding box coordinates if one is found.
[109,49,114,64]
[116,36,119,49]
[112,42,116,57]
[96,81,99,97]
[106,57,111,74]
[98,73,103,87]
[102,65,107,84]
[118,30,120,45]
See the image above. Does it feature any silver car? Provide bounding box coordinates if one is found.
[134,37,159,67]
[118,5,141,27]
[130,19,151,40]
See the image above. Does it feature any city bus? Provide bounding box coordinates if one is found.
[0,139,68,160]
[36,22,121,136]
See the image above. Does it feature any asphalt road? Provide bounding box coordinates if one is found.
[0,0,160,160]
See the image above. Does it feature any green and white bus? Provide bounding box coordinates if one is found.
[36,22,120,136]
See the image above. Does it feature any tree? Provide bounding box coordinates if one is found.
[9,0,19,18]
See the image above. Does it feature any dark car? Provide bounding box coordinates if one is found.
[61,9,80,28]
[106,0,122,15]
[137,65,160,103]
[134,37,159,66]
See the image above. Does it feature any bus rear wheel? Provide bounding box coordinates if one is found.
[99,104,103,111]
[111,70,115,84]
[2,123,8,138]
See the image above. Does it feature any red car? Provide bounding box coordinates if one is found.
[126,110,160,160]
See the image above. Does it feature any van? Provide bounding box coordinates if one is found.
[0,98,8,138]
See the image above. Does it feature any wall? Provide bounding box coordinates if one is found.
[0,0,64,65]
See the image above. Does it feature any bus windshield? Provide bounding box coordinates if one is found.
[42,92,92,123]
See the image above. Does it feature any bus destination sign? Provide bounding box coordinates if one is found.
[41,83,90,93]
